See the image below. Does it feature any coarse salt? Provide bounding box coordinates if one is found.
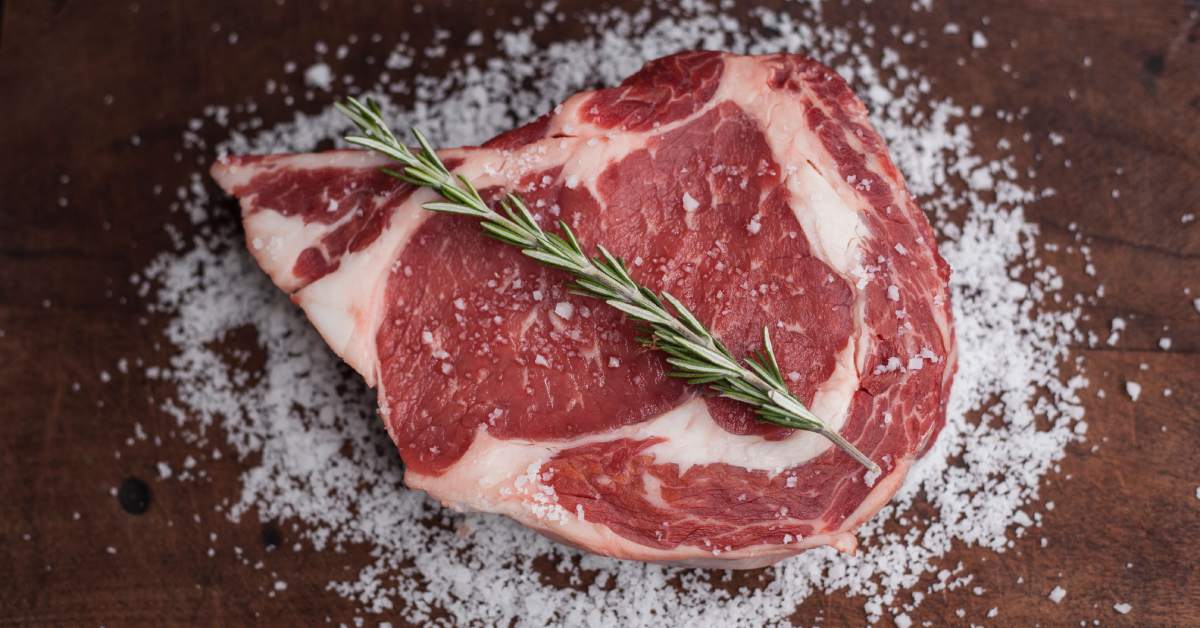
[682,192,699,212]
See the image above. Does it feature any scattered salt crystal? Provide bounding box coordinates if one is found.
[1049,586,1067,604]
[607,357,620,368]
[156,462,172,479]
[533,354,550,367]
[1113,602,1132,615]
[303,63,333,90]
[1158,337,1171,350]
[894,613,912,628]
[553,302,574,320]
[746,213,762,235]
[1125,381,1141,402]
[1106,316,1126,345]
[864,467,881,487]
[971,32,988,48]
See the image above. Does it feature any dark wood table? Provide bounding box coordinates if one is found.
[2,1,1197,625]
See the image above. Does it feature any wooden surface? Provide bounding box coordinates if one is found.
[1,1,1198,626]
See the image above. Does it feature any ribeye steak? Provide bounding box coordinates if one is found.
[211,51,956,568]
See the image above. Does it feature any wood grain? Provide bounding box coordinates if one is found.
[1,1,1197,626]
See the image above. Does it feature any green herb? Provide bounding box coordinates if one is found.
[337,97,879,474]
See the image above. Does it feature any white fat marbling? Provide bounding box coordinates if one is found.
[294,188,435,384]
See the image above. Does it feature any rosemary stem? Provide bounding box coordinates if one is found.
[336,97,881,474]
[820,429,881,475]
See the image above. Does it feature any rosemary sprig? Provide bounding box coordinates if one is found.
[336,97,879,474]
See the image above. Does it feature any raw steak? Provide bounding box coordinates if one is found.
[211,51,956,568]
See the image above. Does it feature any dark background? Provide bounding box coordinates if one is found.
[1,1,1198,626]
